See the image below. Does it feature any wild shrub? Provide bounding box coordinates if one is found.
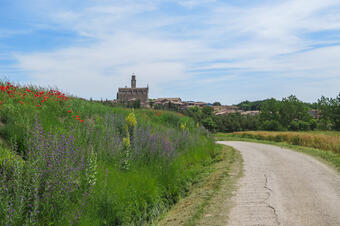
[0,122,94,225]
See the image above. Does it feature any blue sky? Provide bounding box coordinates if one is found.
[1,0,340,104]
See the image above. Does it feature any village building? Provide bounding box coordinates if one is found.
[117,74,149,106]
[308,109,320,119]
[152,98,183,110]
[183,101,208,108]
[240,110,260,116]
[154,98,182,105]
[213,105,239,115]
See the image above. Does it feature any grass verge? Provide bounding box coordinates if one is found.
[0,81,216,225]
[156,144,242,226]
[215,133,340,173]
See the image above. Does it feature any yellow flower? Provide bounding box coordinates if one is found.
[126,112,137,128]
[180,122,186,130]
[123,136,130,149]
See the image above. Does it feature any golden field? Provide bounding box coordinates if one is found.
[230,131,340,154]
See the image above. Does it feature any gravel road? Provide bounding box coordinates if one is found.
[217,141,340,226]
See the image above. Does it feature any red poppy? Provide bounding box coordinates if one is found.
[36,105,40,107]
[80,120,84,123]
[68,110,71,113]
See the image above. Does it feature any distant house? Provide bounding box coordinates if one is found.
[213,104,260,116]
[213,105,240,115]
[155,98,182,104]
[308,109,320,119]
[153,98,183,109]
[241,110,260,116]
[183,101,208,108]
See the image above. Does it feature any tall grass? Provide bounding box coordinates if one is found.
[228,131,340,154]
[0,81,215,225]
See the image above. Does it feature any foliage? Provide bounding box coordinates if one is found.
[182,95,318,133]
[0,81,215,225]
[238,99,317,111]
[259,95,313,131]
[318,93,340,130]
[182,107,260,133]
[237,100,266,111]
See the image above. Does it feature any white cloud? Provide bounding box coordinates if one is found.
[15,32,199,98]
[10,0,340,102]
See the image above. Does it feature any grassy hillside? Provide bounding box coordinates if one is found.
[0,81,216,225]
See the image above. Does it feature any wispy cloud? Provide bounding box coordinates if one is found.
[1,0,339,103]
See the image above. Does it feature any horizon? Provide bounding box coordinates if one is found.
[1,0,340,105]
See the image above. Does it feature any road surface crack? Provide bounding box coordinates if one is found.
[264,174,281,225]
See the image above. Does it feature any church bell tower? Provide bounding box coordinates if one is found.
[131,73,136,88]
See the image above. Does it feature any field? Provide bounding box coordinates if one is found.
[218,131,340,154]
[216,131,340,171]
[0,81,216,225]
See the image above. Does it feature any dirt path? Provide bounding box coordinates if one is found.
[217,141,340,226]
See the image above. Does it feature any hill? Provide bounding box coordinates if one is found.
[0,81,215,225]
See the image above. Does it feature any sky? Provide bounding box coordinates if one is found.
[0,0,340,104]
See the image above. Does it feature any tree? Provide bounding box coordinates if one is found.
[280,95,312,127]
[238,100,266,111]
[260,98,281,123]
[318,93,340,130]
[202,117,217,131]
[202,106,213,116]
[259,96,313,131]
[212,102,221,106]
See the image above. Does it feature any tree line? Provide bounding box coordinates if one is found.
[182,93,340,132]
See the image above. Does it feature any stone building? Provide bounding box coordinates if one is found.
[117,74,149,106]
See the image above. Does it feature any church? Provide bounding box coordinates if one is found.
[116,74,149,106]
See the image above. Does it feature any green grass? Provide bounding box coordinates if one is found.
[157,144,242,226]
[216,132,340,172]
[0,81,216,225]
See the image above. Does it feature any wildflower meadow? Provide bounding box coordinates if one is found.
[0,81,216,225]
